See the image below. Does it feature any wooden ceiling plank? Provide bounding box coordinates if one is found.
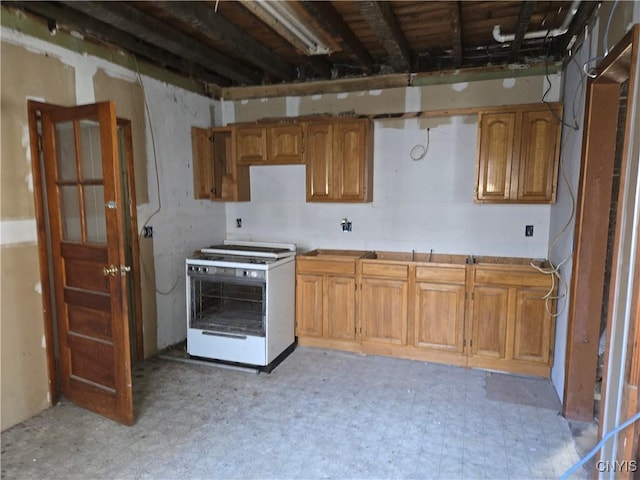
[59,1,260,85]
[357,1,413,72]
[300,0,374,72]
[450,2,463,69]
[509,1,537,63]
[19,1,228,86]
[150,1,294,82]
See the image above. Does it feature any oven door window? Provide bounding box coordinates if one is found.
[190,275,266,337]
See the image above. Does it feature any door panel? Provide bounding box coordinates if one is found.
[295,274,324,337]
[361,277,408,345]
[476,113,515,201]
[305,122,332,201]
[41,101,133,425]
[471,286,508,359]
[414,282,465,353]
[513,288,552,364]
[325,275,356,341]
[334,121,366,201]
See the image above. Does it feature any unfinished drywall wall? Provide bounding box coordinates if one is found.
[0,41,75,431]
[1,25,226,428]
[224,75,559,258]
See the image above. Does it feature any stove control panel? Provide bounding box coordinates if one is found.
[187,264,265,280]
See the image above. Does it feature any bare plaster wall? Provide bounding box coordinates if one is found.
[1,41,75,431]
[224,75,560,259]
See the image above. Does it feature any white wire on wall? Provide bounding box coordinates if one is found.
[409,127,430,161]
[133,55,181,296]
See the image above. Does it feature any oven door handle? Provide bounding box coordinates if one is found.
[201,331,248,340]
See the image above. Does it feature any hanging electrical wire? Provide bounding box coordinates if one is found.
[409,127,430,161]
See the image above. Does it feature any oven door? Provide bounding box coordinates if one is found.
[186,269,268,364]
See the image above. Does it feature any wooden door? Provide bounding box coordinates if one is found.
[512,287,553,365]
[305,122,333,201]
[295,274,324,337]
[470,286,509,360]
[267,124,303,164]
[41,102,134,425]
[475,112,516,202]
[333,120,367,201]
[360,277,408,345]
[517,109,560,203]
[325,275,357,341]
[414,282,465,353]
[236,126,266,165]
[191,127,214,199]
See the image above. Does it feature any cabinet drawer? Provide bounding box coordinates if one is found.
[474,268,551,288]
[415,266,466,284]
[361,262,408,279]
[296,258,355,275]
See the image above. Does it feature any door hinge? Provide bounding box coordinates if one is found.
[463,339,466,347]
[37,133,43,152]
[470,339,473,347]
[105,201,117,209]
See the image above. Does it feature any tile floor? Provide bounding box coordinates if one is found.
[1,347,590,479]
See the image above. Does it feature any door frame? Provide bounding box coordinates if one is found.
[27,100,144,407]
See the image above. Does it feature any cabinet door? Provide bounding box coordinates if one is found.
[267,124,303,164]
[325,275,357,341]
[470,286,509,359]
[360,277,408,345]
[236,126,266,165]
[191,127,214,199]
[305,122,333,201]
[333,120,369,201]
[414,282,465,353]
[512,287,553,365]
[475,112,516,202]
[295,274,323,337]
[517,109,560,203]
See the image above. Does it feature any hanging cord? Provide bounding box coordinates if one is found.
[560,411,640,479]
[132,55,180,296]
[581,0,619,79]
[409,127,430,161]
[532,35,589,316]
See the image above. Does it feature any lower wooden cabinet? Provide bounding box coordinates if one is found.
[295,252,365,351]
[295,252,556,378]
[468,263,555,377]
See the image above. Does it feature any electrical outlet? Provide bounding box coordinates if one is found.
[142,226,153,238]
[341,218,352,232]
[236,218,242,228]
[525,225,534,237]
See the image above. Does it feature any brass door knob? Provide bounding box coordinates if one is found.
[103,265,118,276]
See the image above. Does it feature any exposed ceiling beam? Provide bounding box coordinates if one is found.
[509,1,536,63]
[15,1,228,86]
[59,1,260,85]
[449,2,463,69]
[357,1,413,72]
[299,0,374,72]
[149,1,294,82]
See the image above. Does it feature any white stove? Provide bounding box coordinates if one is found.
[185,241,296,372]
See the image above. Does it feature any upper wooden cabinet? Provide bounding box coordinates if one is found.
[191,126,250,202]
[236,123,304,165]
[305,118,373,203]
[475,104,561,204]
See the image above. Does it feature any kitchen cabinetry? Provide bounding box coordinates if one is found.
[236,123,304,165]
[295,250,555,377]
[467,261,555,377]
[475,103,561,204]
[191,126,250,201]
[305,118,373,202]
[296,251,372,351]
[359,262,409,351]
